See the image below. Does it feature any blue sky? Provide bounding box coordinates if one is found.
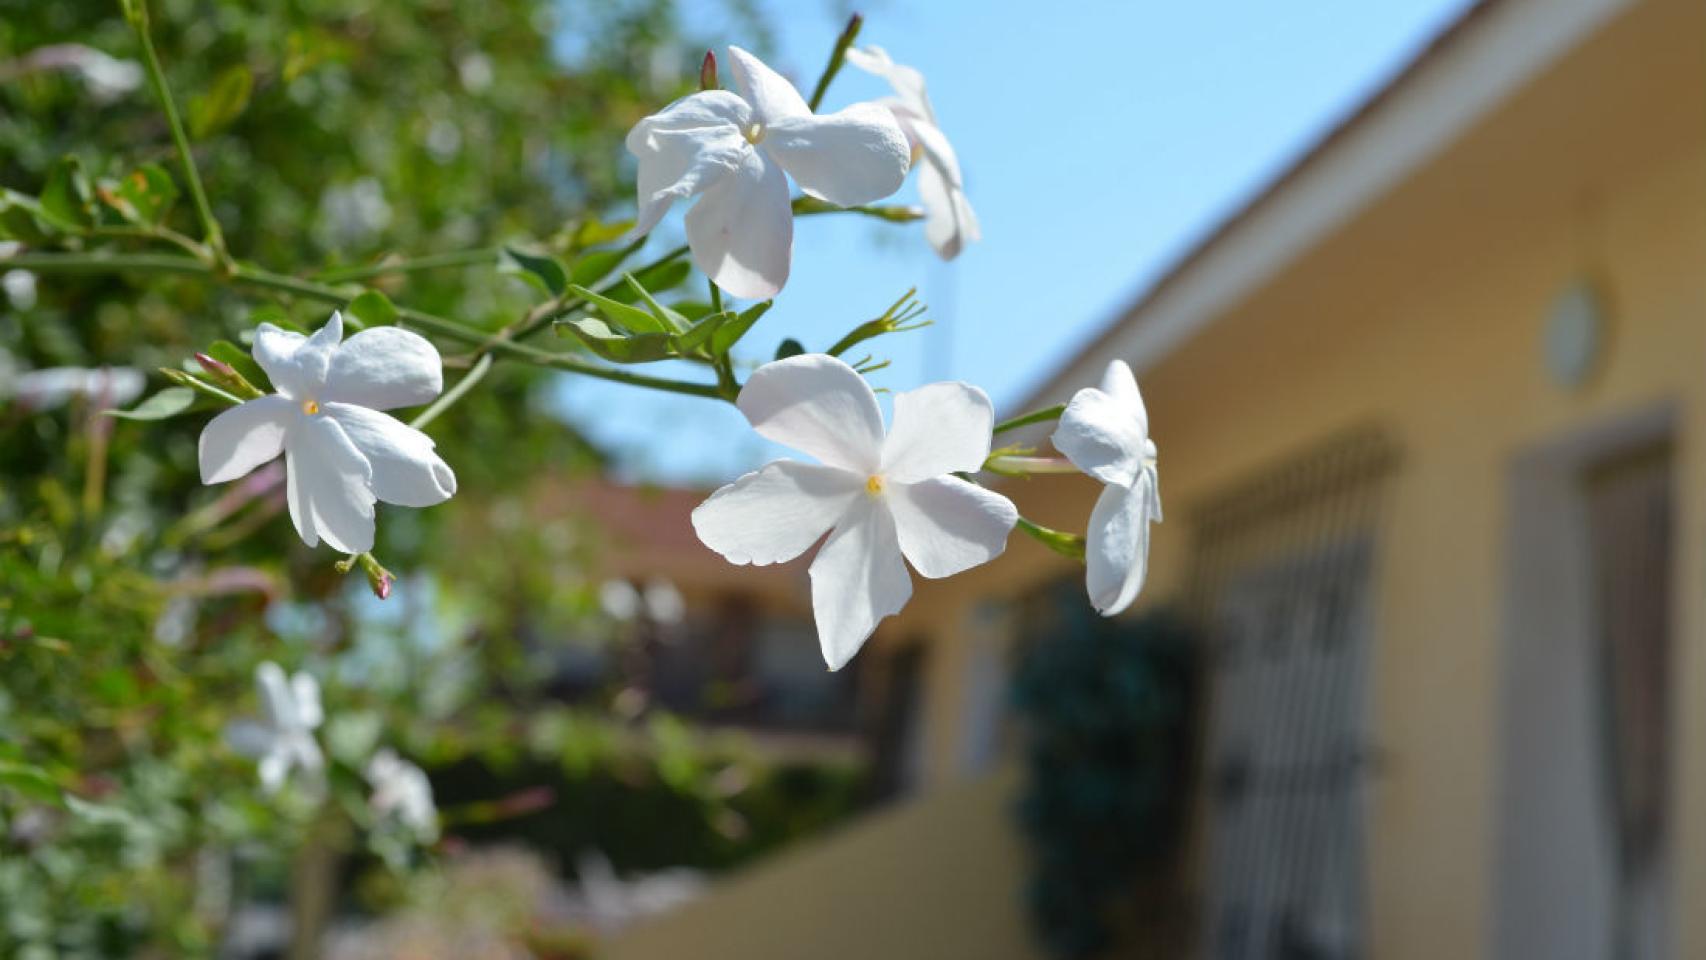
[553,0,1477,485]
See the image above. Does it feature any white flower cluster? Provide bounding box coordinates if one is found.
[193,44,1162,674]
[226,662,437,840]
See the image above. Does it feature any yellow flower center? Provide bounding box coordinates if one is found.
[865,474,886,497]
[301,399,321,416]
[743,122,766,145]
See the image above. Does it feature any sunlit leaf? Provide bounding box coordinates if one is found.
[39,156,94,231]
[566,284,669,335]
[345,289,397,329]
[108,387,198,420]
[711,301,771,355]
[189,65,254,138]
[672,311,727,355]
[556,317,675,363]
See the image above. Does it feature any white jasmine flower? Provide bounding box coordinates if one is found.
[366,748,438,840]
[197,312,456,555]
[642,579,685,625]
[3,269,37,309]
[692,354,1018,669]
[227,662,324,793]
[626,46,911,299]
[844,45,980,260]
[1051,360,1162,617]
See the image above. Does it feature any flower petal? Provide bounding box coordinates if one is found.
[199,395,294,484]
[258,750,290,793]
[737,354,885,473]
[324,403,456,507]
[253,313,342,398]
[1099,359,1147,431]
[691,459,861,565]
[887,476,1017,579]
[1084,471,1159,617]
[763,103,911,207]
[323,326,443,410]
[625,91,753,237]
[880,381,993,482]
[685,146,793,299]
[808,498,912,671]
[844,45,934,119]
[284,415,375,554]
[225,719,274,758]
[291,672,323,730]
[726,45,809,124]
[1053,378,1149,487]
[917,161,978,260]
[255,661,294,728]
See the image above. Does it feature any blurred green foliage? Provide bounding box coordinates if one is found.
[1011,586,1198,960]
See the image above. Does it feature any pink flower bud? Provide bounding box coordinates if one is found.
[699,50,717,91]
[194,352,236,379]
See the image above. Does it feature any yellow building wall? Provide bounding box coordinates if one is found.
[601,769,1038,960]
[605,1,1706,958]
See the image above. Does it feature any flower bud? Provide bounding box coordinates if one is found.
[358,552,395,601]
[189,352,265,399]
[699,50,718,91]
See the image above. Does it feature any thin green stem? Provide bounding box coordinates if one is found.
[410,353,492,429]
[993,403,1066,436]
[7,250,726,400]
[2,250,213,277]
[807,13,863,113]
[90,224,207,259]
[708,277,723,315]
[126,0,227,265]
[314,248,501,284]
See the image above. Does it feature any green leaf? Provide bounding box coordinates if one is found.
[39,156,94,231]
[502,245,567,297]
[624,273,689,333]
[624,258,691,298]
[672,311,727,355]
[568,244,637,289]
[711,301,772,355]
[100,164,179,225]
[243,303,305,339]
[0,192,54,243]
[345,289,396,329]
[571,218,635,249]
[0,762,59,805]
[775,338,806,361]
[557,317,675,363]
[109,387,197,421]
[671,300,716,322]
[566,284,669,335]
[208,339,268,391]
[189,65,254,139]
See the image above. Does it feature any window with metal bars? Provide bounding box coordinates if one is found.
[1187,428,1399,960]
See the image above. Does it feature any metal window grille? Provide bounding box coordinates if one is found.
[1187,428,1399,960]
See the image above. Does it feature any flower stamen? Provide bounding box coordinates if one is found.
[743,122,766,145]
[865,474,886,497]
[301,399,321,416]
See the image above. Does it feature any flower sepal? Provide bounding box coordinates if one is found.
[335,551,394,600]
